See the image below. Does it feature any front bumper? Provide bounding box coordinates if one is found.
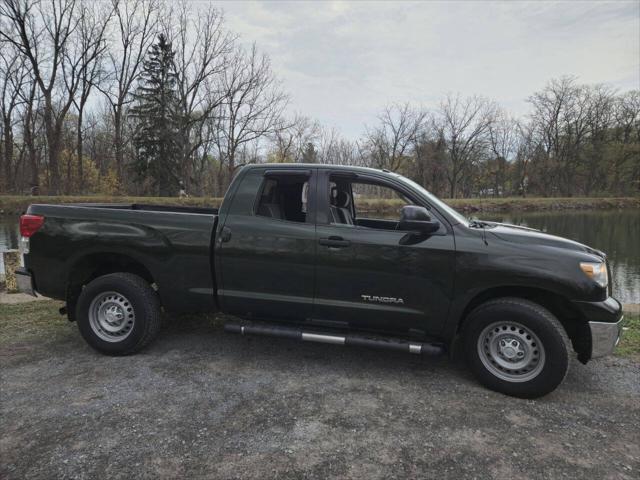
[572,296,624,359]
[15,268,36,297]
[589,317,623,358]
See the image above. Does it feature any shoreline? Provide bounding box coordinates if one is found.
[1,194,638,215]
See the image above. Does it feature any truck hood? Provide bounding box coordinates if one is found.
[486,222,606,260]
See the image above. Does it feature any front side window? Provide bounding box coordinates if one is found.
[256,175,309,223]
[328,176,414,230]
[350,182,412,221]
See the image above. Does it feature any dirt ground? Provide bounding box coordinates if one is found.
[1,302,639,479]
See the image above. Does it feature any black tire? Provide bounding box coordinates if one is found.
[76,273,161,355]
[462,297,571,398]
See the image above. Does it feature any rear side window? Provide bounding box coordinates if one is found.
[255,175,309,223]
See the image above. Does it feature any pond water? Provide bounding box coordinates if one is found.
[1,209,638,302]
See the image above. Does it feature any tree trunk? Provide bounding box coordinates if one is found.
[114,107,123,188]
[77,107,84,194]
[65,148,72,195]
[158,177,169,197]
[0,127,3,192]
[23,85,39,191]
[25,127,38,191]
[180,124,190,192]
[217,161,226,197]
[43,98,61,195]
[449,174,456,199]
[225,149,236,192]
[3,118,12,193]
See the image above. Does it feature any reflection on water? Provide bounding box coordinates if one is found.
[477,209,640,304]
[1,209,638,302]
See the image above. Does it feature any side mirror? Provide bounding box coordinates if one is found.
[398,206,440,234]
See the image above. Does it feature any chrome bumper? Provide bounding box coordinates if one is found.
[15,268,36,297]
[589,317,623,358]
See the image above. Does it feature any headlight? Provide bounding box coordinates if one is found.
[580,262,608,288]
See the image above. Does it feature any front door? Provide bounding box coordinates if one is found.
[216,167,317,322]
[312,170,455,337]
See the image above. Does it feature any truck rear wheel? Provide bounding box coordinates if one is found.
[462,297,570,398]
[76,273,161,355]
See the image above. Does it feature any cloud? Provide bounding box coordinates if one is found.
[218,0,640,138]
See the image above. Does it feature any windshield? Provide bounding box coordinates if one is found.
[396,175,469,225]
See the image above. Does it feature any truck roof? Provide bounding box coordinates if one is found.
[241,163,393,176]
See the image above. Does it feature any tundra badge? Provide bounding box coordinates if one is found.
[361,295,404,304]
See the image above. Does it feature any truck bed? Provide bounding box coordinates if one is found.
[24,202,218,313]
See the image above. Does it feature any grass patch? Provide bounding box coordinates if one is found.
[0,300,65,345]
[616,313,640,360]
[0,299,224,346]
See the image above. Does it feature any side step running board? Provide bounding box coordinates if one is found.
[224,321,445,356]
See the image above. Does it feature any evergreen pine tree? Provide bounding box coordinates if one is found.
[130,34,182,196]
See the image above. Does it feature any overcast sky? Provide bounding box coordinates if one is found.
[217,0,640,139]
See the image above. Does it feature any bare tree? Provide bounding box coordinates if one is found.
[433,94,497,198]
[611,90,640,194]
[163,1,235,191]
[270,114,321,162]
[214,44,288,181]
[99,0,158,186]
[487,111,519,196]
[363,103,427,171]
[561,84,591,196]
[270,117,295,162]
[511,121,537,197]
[315,126,360,166]
[411,121,449,197]
[580,84,614,195]
[527,76,581,196]
[0,42,29,192]
[67,1,111,192]
[21,77,42,190]
[0,0,86,194]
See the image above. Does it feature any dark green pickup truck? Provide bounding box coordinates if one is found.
[16,164,623,397]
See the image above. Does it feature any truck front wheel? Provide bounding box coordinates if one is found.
[462,297,571,398]
[76,273,161,355]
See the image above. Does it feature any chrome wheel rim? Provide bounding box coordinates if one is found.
[88,291,135,342]
[477,321,545,382]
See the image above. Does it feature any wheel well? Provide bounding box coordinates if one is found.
[66,253,155,311]
[457,286,591,363]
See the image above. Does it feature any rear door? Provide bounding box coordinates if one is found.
[216,167,317,322]
[312,170,455,337]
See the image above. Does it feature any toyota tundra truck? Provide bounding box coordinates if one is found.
[15,164,624,398]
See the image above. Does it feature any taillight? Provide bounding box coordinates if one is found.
[20,214,45,237]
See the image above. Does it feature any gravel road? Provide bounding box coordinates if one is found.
[1,308,639,479]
